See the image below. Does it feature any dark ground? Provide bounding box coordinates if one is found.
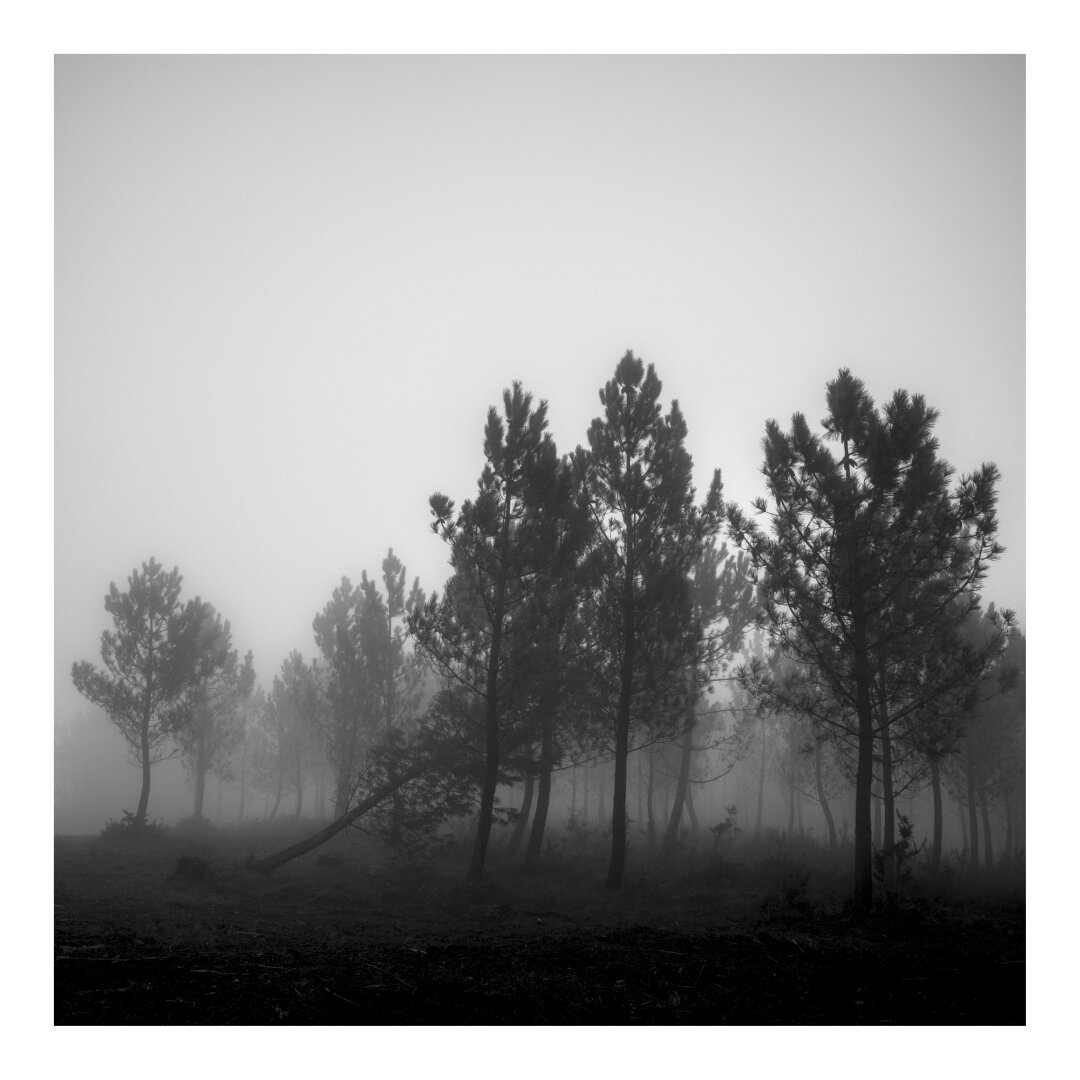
[54,825,1025,1025]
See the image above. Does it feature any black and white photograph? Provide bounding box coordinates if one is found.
[51,49,1029,1032]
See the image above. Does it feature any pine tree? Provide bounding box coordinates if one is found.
[582,352,722,889]
[727,369,1005,912]
[167,607,247,821]
[411,382,568,884]
[72,558,204,826]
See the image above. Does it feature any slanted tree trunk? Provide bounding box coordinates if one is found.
[254,753,438,873]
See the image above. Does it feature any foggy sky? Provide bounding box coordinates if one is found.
[55,55,1025,734]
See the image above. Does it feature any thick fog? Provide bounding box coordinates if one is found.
[55,55,1024,837]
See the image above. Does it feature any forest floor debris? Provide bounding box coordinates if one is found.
[54,830,1024,1025]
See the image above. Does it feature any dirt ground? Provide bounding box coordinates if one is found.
[54,827,1025,1025]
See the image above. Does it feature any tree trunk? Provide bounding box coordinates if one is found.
[879,685,896,895]
[253,723,542,875]
[238,757,247,823]
[873,779,882,853]
[957,790,969,856]
[216,773,223,824]
[755,729,767,836]
[646,745,657,850]
[929,755,943,874]
[294,738,304,820]
[662,686,696,860]
[636,752,644,829]
[467,497,512,886]
[525,680,559,871]
[685,782,699,837]
[1003,793,1013,866]
[570,766,578,821]
[193,733,208,822]
[135,719,152,826]
[965,749,980,872]
[815,746,837,852]
[979,781,994,871]
[605,526,637,892]
[606,717,630,888]
[786,738,797,839]
[270,741,285,822]
[333,734,357,819]
[845,440,876,915]
[508,766,534,857]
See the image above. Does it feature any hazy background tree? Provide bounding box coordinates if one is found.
[313,578,378,817]
[167,603,250,822]
[661,540,755,861]
[71,559,204,826]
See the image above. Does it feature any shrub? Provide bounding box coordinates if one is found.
[101,810,169,841]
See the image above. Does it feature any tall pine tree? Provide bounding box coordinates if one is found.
[727,369,1004,912]
[582,352,722,889]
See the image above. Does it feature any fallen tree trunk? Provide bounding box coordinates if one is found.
[251,756,436,874]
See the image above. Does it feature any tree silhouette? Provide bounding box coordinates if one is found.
[727,369,1006,912]
[582,352,722,889]
[72,558,205,826]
